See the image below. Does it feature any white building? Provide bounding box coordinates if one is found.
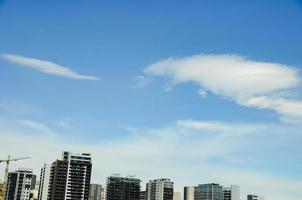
[173,192,181,200]
[5,168,36,200]
[37,164,52,200]
[223,185,240,200]
[183,186,194,200]
[63,151,92,200]
[147,178,174,200]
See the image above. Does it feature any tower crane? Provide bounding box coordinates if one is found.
[0,155,30,183]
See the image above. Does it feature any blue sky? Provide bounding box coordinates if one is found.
[0,1,302,199]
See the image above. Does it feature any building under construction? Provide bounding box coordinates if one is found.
[105,175,141,200]
[0,156,31,200]
[4,168,36,200]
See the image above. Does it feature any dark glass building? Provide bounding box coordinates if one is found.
[194,183,223,200]
[105,175,141,200]
[140,191,147,200]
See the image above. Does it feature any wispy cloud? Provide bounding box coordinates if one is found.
[0,54,99,80]
[55,119,72,130]
[140,54,302,124]
[134,75,151,88]
[0,101,30,114]
[18,120,54,134]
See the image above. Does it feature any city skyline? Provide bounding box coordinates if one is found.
[2,150,255,200]
[1,1,302,200]
[2,152,257,200]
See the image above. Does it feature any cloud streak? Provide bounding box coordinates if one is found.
[1,54,99,80]
[141,54,302,124]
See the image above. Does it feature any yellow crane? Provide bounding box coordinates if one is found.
[0,155,30,183]
[0,155,30,200]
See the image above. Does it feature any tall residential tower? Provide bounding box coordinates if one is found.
[38,151,92,200]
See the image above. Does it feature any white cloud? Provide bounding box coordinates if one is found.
[134,75,151,88]
[51,118,73,130]
[175,120,268,135]
[0,54,99,80]
[18,120,54,134]
[244,96,302,124]
[0,119,301,200]
[197,89,207,98]
[141,54,302,124]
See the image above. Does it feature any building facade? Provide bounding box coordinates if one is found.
[172,192,181,200]
[184,186,194,200]
[146,178,173,200]
[38,151,92,200]
[105,175,141,200]
[38,164,52,200]
[140,191,147,200]
[89,184,104,200]
[223,185,240,200]
[194,183,223,200]
[5,169,36,200]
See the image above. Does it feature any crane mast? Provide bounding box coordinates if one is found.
[0,155,30,200]
[0,155,30,183]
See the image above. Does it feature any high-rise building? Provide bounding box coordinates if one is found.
[173,192,181,200]
[140,191,147,200]
[38,151,92,200]
[89,184,104,200]
[184,186,194,200]
[5,168,36,200]
[105,175,141,200]
[62,151,92,200]
[223,185,240,200]
[146,178,174,200]
[194,183,223,200]
[247,195,264,200]
[38,164,52,200]
[48,160,69,200]
[29,180,39,200]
